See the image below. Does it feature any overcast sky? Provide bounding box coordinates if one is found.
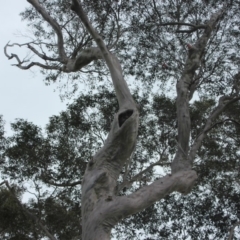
[0,1,67,135]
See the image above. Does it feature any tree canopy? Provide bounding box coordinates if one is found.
[1,0,240,239]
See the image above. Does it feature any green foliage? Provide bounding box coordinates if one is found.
[1,93,240,239]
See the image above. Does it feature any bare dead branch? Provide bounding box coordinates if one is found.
[5,40,103,72]
[4,41,62,71]
[4,42,26,62]
[13,61,61,71]
[5,41,36,47]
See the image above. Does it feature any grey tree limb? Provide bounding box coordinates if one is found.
[71,0,135,109]
[171,7,226,173]
[27,0,67,63]
[105,170,197,220]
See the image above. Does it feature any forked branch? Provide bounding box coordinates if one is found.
[4,42,61,70]
[5,1,123,75]
[27,0,67,63]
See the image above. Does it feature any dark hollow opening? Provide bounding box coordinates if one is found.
[118,109,134,127]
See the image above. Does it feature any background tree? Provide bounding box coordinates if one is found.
[2,0,240,239]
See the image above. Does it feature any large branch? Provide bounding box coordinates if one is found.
[171,7,226,173]
[105,170,197,221]
[27,0,67,63]
[70,0,139,173]
[71,0,135,109]
[188,96,240,163]
[3,181,57,240]
[66,47,103,72]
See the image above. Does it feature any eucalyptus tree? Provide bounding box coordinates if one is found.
[2,0,240,239]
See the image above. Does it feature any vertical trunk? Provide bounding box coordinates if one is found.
[80,107,139,239]
[71,1,139,239]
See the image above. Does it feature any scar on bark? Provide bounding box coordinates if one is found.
[118,109,134,127]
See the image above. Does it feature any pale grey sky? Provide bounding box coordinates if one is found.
[0,1,67,134]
